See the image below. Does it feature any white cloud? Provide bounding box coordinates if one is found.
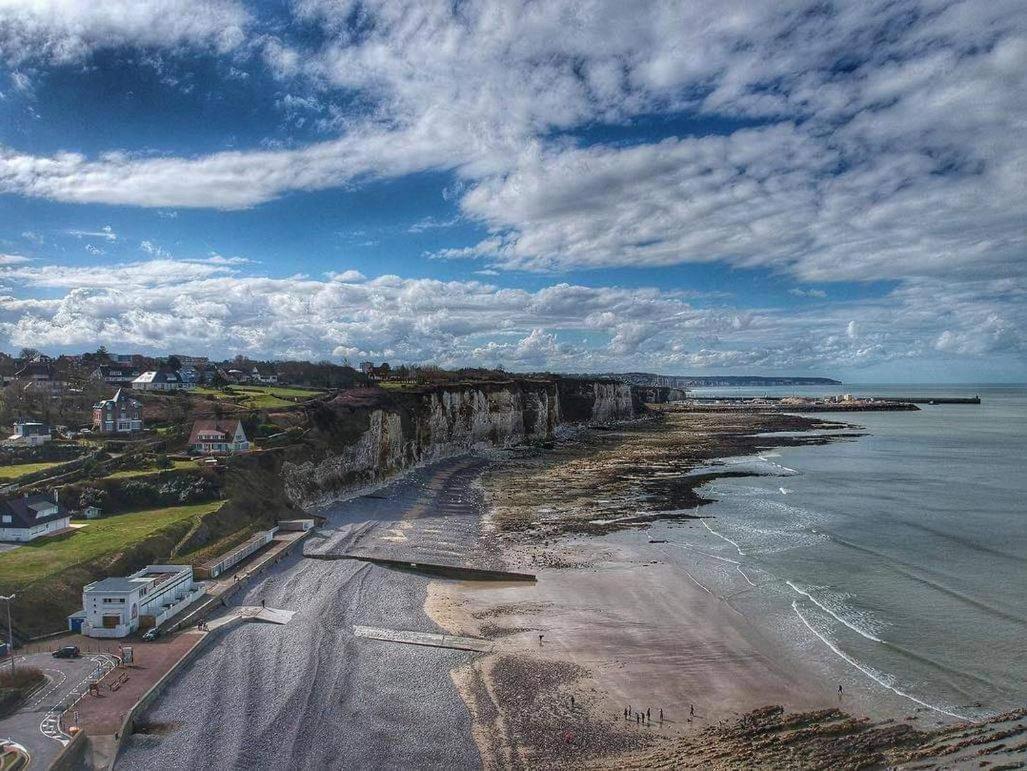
[0,0,250,64]
[790,288,827,299]
[0,259,1021,373]
[67,225,117,241]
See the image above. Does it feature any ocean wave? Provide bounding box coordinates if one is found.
[790,600,968,721]
[786,581,883,643]
[702,519,746,556]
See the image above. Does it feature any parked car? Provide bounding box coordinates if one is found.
[52,645,80,659]
[141,627,160,641]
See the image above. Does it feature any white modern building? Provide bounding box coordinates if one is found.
[132,369,193,391]
[5,421,52,447]
[0,492,70,542]
[77,564,203,638]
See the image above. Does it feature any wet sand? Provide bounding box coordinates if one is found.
[426,408,1027,768]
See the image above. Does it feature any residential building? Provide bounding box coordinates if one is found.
[5,421,52,446]
[171,355,209,368]
[178,365,200,385]
[14,360,61,391]
[132,368,192,391]
[188,419,250,454]
[92,388,144,433]
[251,366,278,385]
[76,564,202,638]
[0,492,70,542]
[91,363,139,385]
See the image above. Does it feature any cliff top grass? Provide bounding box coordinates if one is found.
[0,461,63,481]
[0,500,223,589]
[192,384,324,409]
[103,459,197,480]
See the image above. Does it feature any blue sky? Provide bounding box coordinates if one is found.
[0,0,1024,381]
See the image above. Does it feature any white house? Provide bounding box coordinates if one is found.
[5,421,52,446]
[77,564,202,638]
[188,419,250,455]
[132,369,193,391]
[0,492,70,542]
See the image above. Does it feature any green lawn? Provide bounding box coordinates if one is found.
[0,461,63,481]
[104,459,197,480]
[193,384,323,409]
[0,501,223,587]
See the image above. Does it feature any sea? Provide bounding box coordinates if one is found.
[647,384,1026,722]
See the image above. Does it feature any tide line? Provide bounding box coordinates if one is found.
[662,540,740,565]
[791,600,967,721]
[736,565,758,587]
[786,581,883,643]
[702,520,746,556]
[684,570,713,595]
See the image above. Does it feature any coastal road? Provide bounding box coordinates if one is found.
[117,457,492,770]
[0,651,116,769]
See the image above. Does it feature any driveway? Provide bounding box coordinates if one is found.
[0,651,117,769]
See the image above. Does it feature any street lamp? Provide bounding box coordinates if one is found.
[0,594,14,676]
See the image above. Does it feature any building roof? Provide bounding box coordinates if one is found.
[13,421,50,434]
[0,493,69,530]
[94,363,138,378]
[94,388,141,409]
[14,361,53,379]
[86,577,140,593]
[133,369,183,385]
[188,419,245,446]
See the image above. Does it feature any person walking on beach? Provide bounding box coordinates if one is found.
[690,704,695,717]
[570,695,575,709]
[636,713,640,725]
[261,599,265,608]
[624,707,628,720]
[659,708,663,723]
[539,634,544,646]
[646,708,650,722]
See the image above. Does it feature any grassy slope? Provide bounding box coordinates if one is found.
[104,459,196,480]
[0,461,63,480]
[0,501,222,588]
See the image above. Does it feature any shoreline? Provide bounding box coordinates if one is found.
[425,408,856,767]
[425,407,1025,768]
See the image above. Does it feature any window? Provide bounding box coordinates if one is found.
[1,515,9,524]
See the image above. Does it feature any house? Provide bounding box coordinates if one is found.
[171,355,208,368]
[0,492,71,542]
[92,389,143,433]
[251,366,278,385]
[5,421,52,446]
[225,368,250,383]
[178,365,200,385]
[132,368,192,391]
[91,363,139,385]
[75,564,202,638]
[13,360,62,391]
[188,419,250,455]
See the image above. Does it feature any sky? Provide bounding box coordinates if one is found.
[0,1,1024,382]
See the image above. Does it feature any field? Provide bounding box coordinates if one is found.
[104,459,197,480]
[0,461,62,481]
[0,501,223,587]
[192,385,324,409]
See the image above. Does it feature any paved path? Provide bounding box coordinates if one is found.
[0,651,115,769]
[117,457,492,770]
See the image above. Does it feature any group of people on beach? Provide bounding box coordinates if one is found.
[623,703,696,726]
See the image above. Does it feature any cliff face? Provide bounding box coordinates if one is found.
[282,377,635,509]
